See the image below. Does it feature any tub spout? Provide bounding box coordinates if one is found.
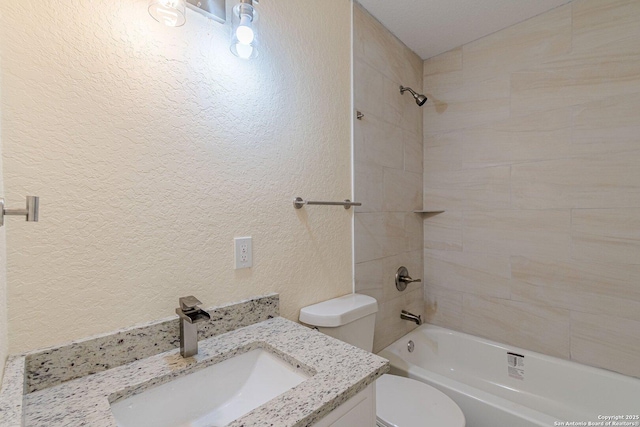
[401,310,422,325]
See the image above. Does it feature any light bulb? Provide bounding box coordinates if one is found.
[235,43,254,59]
[236,25,254,45]
[235,14,254,44]
[230,1,259,59]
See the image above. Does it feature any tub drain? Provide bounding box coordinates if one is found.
[407,340,415,353]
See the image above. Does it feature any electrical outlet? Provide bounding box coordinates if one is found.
[234,237,252,269]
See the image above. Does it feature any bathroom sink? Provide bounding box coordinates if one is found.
[110,348,309,427]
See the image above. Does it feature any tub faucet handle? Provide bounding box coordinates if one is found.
[400,275,421,284]
[395,266,422,291]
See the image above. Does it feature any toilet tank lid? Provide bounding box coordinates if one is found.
[299,294,378,327]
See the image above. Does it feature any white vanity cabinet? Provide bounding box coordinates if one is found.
[312,383,376,427]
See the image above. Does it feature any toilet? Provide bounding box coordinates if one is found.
[300,293,466,427]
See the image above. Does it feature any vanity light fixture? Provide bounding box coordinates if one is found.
[148,0,261,60]
[230,0,259,59]
[148,0,227,27]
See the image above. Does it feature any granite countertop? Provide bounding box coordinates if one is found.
[0,295,389,427]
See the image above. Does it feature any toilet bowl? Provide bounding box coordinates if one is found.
[300,294,466,427]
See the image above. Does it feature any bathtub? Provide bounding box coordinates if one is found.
[378,325,640,427]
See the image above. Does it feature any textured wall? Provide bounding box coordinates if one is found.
[353,4,424,352]
[0,65,6,380]
[423,0,640,378]
[0,0,353,353]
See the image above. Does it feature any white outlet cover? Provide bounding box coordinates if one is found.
[234,237,252,269]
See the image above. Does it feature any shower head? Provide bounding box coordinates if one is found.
[400,86,428,107]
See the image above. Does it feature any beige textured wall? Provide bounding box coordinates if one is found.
[353,4,424,352]
[423,0,640,378]
[0,63,6,380]
[0,0,353,353]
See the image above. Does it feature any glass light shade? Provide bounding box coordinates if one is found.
[149,0,187,27]
[230,1,259,59]
[236,15,255,45]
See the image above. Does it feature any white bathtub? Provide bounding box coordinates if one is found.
[378,325,640,427]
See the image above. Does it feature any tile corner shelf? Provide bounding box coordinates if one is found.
[413,210,445,215]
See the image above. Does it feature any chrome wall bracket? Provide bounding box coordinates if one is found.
[185,0,258,23]
[0,196,39,227]
[186,0,227,24]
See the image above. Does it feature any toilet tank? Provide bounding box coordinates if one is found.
[299,294,378,352]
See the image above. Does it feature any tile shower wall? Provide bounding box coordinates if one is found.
[353,3,424,352]
[422,0,640,378]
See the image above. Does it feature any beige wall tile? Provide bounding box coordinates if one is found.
[354,117,404,170]
[424,249,511,299]
[572,209,640,265]
[354,4,422,89]
[354,162,384,213]
[463,210,571,259]
[355,212,406,263]
[572,0,640,54]
[383,169,422,212]
[373,287,424,353]
[511,278,640,322]
[423,47,463,97]
[424,78,510,135]
[404,130,423,174]
[423,187,466,211]
[461,108,573,169]
[424,166,511,210]
[510,48,640,117]
[462,294,571,358]
[424,211,463,251]
[511,256,640,301]
[354,58,386,120]
[424,128,464,148]
[404,213,424,253]
[354,2,424,351]
[424,285,463,330]
[355,258,385,295]
[510,70,591,117]
[421,0,640,379]
[424,141,465,172]
[571,311,640,378]
[573,92,640,146]
[463,5,571,85]
[511,151,640,209]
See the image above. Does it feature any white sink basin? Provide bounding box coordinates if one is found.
[110,348,310,427]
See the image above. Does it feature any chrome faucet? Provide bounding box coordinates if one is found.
[176,296,211,358]
[401,310,422,325]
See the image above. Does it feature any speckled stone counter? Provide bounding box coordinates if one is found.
[26,294,280,394]
[1,294,389,427]
[0,356,25,426]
